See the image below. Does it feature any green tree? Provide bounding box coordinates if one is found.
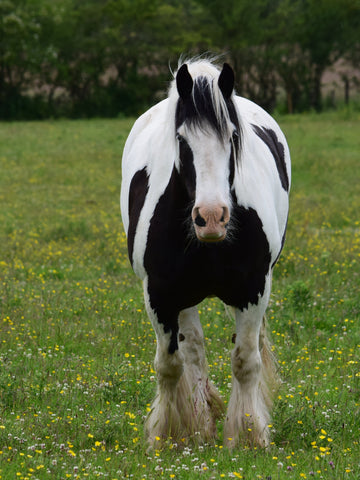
[286,0,360,111]
[34,0,113,116]
[36,0,212,116]
[0,0,43,118]
[196,0,360,112]
[101,0,212,114]
[195,0,283,110]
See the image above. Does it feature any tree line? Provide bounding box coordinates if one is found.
[1,0,359,120]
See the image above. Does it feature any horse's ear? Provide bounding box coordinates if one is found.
[218,63,234,99]
[176,64,193,100]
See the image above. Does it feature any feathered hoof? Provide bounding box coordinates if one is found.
[223,415,270,449]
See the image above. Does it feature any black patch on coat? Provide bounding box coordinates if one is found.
[177,135,196,200]
[127,167,149,266]
[252,125,289,192]
[229,131,239,186]
[144,167,271,354]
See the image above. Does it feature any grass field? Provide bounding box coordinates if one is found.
[0,111,359,479]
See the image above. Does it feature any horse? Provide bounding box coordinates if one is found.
[120,58,290,448]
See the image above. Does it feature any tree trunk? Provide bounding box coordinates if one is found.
[287,91,293,114]
[344,75,350,104]
[310,65,323,111]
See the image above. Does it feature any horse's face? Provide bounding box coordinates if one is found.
[176,125,235,242]
[175,62,239,243]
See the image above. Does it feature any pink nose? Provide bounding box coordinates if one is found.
[192,205,230,242]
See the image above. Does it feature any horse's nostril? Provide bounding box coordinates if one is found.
[221,206,230,224]
[194,214,206,227]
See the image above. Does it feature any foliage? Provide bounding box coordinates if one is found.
[0,0,360,118]
[0,0,211,118]
[280,0,360,111]
[0,0,44,118]
[0,112,360,477]
[200,0,360,112]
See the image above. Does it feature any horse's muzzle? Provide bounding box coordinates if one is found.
[192,205,230,242]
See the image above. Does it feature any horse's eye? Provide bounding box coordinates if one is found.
[176,133,184,143]
[232,130,239,141]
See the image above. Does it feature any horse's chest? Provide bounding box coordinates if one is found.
[144,203,271,310]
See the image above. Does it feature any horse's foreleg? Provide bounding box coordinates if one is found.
[178,307,224,441]
[143,282,198,446]
[146,328,186,446]
[224,277,276,448]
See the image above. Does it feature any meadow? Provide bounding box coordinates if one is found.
[0,111,359,479]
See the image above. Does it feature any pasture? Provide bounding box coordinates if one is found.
[0,111,359,479]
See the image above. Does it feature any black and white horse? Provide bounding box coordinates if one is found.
[120,58,290,448]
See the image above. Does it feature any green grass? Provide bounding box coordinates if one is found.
[0,111,359,479]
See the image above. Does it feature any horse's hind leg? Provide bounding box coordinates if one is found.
[224,278,277,448]
[178,307,224,440]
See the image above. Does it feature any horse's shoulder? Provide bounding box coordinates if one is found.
[125,99,169,146]
[122,99,171,177]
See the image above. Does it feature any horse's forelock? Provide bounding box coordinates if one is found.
[174,73,235,142]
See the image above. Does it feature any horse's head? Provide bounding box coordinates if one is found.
[174,62,241,243]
